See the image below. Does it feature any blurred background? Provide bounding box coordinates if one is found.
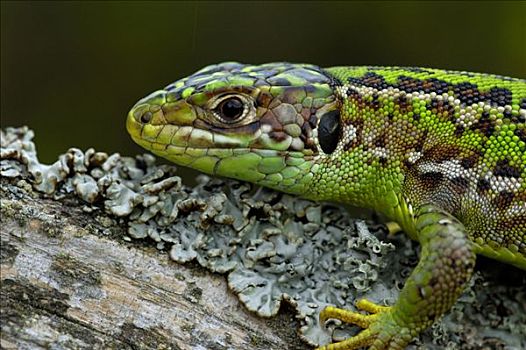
[2,1,525,168]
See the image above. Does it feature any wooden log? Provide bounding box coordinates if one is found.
[1,179,305,350]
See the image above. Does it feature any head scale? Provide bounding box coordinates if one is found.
[127,62,340,196]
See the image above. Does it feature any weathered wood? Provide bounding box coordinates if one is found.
[0,179,305,350]
[1,126,525,350]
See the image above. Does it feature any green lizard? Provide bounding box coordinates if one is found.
[127,62,526,349]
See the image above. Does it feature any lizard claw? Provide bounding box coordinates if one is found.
[384,221,402,236]
[316,299,413,350]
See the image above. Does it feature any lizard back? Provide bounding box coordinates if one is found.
[325,66,526,265]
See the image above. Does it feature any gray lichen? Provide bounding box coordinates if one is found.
[1,126,525,349]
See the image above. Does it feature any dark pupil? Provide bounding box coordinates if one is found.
[219,97,244,121]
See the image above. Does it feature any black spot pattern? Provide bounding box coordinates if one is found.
[370,94,381,110]
[477,178,491,192]
[515,128,526,143]
[347,73,515,107]
[494,159,522,178]
[420,171,444,187]
[424,78,450,95]
[454,125,465,137]
[401,67,433,74]
[470,111,496,137]
[428,98,455,121]
[346,88,362,100]
[488,87,513,107]
[398,76,426,93]
[494,191,515,208]
[451,177,470,193]
[454,82,482,105]
[395,95,411,113]
[323,68,344,87]
[348,73,388,90]
[460,156,478,169]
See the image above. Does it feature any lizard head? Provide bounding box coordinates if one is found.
[127,62,341,196]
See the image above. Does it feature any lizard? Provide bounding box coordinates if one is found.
[126,62,526,350]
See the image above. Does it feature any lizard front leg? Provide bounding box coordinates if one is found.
[318,204,476,350]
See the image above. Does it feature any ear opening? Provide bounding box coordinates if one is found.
[318,110,341,154]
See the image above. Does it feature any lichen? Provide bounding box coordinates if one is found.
[1,126,525,349]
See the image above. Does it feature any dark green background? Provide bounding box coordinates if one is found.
[2,1,525,165]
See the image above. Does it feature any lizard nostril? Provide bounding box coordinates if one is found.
[140,111,152,124]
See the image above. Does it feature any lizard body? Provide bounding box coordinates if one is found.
[127,63,526,349]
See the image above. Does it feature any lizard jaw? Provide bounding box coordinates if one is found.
[127,104,316,194]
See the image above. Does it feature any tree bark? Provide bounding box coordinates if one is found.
[1,179,305,350]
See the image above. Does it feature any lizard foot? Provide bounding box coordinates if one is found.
[316,299,413,350]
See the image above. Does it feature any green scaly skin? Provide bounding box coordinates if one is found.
[127,62,526,349]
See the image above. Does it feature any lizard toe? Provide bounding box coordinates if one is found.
[317,300,413,350]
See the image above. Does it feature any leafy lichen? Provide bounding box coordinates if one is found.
[1,126,525,349]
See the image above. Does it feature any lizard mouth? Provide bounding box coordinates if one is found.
[127,103,311,185]
[127,89,261,151]
[126,86,318,194]
[127,100,259,154]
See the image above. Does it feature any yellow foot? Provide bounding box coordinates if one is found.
[316,299,413,350]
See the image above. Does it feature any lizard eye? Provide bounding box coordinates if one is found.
[213,96,248,123]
